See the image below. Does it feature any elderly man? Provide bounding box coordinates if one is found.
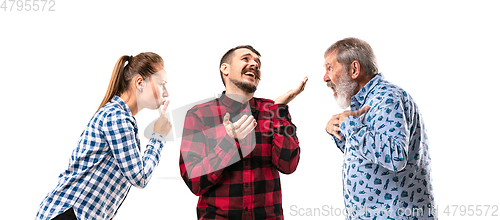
[180,45,307,219]
[324,38,436,219]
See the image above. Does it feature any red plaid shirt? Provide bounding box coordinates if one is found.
[179,92,300,220]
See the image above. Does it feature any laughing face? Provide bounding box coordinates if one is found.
[324,51,358,109]
[223,48,261,94]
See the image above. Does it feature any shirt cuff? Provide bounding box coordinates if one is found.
[150,133,166,144]
[326,128,346,153]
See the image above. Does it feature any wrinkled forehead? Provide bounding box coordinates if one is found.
[234,48,260,62]
[324,51,338,66]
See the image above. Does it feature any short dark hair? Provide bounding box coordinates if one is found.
[325,37,378,77]
[219,45,261,86]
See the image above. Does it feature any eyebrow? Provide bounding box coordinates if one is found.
[241,53,261,64]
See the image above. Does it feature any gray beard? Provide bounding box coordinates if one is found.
[334,72,358,109]
[229,78,257,94]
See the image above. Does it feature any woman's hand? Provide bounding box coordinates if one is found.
[154,101,172,137]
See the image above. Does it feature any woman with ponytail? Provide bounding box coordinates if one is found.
[35,52,172,220]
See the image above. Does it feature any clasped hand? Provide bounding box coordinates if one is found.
[223,113,257,141]
[326,106,370,140]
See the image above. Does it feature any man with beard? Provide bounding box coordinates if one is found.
[324,38,436,219]
[180,45,307,219]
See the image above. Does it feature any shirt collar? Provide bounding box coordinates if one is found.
[351,73,384,108]
[111,95,133,116]
[219,91,256,113]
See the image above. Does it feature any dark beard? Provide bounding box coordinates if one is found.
[229,78,257,93]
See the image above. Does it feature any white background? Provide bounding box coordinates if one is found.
[1,0,499,219]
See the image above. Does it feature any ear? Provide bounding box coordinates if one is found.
[220,63,230,76]
[350,61,361,80]
[135,75,144,91]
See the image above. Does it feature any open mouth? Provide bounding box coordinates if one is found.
[327,81,337,95]
[241,65,260,80]
[244,72,256,78]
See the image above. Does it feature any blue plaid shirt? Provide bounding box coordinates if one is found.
[36,96,166,220]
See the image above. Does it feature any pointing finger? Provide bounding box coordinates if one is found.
[161,100,170,116]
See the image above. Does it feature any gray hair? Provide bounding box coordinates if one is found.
[324,37,378,76]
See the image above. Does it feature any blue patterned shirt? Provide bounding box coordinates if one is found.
[36,96,166,220]
[331,74,436,219]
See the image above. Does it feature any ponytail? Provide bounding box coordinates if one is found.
[96,55,131,113]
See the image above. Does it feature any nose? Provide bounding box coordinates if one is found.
[323,72,330,82]
[163,87,169,98]
[249,59,258,67]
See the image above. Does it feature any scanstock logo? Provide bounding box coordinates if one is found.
[143,94,296,179]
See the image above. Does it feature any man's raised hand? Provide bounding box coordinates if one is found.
[275,77,308,105]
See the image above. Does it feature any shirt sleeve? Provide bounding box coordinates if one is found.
[101,110,165,189]
[179,110,241,196]
[269,104,300,174]
[340,94,410,172]
[327,129,346,153]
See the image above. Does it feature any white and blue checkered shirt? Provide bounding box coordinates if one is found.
[36,96,166,220]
